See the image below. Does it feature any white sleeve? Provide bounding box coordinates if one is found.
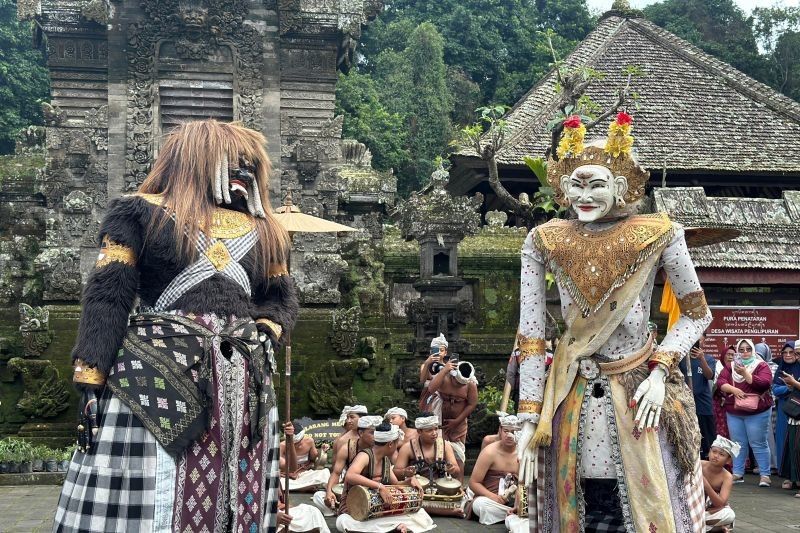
[517,229,548,423]
[652,225,712,370]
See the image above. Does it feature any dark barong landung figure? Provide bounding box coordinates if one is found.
[516,113,712,532]
[54,120,299,532]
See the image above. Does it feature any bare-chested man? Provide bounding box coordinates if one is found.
[385,407,417,448]
[467,415,523,527]
[426,358,477,469]
[312,414,381,516]
[280,421,330,492]
[394,414,460,482]
[332,404,367,456]
[703,436,738,532]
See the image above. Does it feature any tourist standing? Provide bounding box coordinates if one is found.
[716,338,774,485]
[774,340,800,494]
[712,346,736,442]
[679,333,717,458]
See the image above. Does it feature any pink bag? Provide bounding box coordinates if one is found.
[734,393,761,412]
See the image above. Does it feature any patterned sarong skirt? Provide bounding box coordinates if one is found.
[53,312,281,533]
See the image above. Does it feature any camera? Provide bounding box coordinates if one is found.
[430,354,450,376]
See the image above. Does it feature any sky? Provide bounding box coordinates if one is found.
[586,0,800,15]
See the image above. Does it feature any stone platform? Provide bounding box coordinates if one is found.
[1,474,798,532]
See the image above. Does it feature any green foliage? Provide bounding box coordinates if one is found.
[335,70,409,173]
[477,384,514,414]
[753,6,800,102]
[0,0,49,154]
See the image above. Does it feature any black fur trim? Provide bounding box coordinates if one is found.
[251,273,299,346]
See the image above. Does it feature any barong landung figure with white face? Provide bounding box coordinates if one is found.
[516,112,712,532]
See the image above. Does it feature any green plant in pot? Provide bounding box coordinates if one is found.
[59,447,74,472]
[0,440,10,474]
[43,446,59,472]
[17,440,35,473]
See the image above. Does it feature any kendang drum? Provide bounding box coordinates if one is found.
[421,489,465,517]
[348,485,423,521]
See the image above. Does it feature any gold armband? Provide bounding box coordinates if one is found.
[73,359,106,386]
[649,350,681,372]
[516,334,547,364]
[517,399,543,415]
[677,290,709,320]
[268,263,289,279]
[96,235,136,268]
[256,317,283,340]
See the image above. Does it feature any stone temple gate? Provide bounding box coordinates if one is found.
[1,0,403,441]
[18,0,392,304]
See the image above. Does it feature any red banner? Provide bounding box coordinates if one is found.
[704,306,800,358]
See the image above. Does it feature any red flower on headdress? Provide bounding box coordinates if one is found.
[615,111,633,125]
[563,115,582,129]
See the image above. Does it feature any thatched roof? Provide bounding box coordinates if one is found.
[459,14,800,176]
[653,187,800,270]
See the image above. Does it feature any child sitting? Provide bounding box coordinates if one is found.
[703,436,740,532]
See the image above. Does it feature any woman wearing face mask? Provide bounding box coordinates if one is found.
[716,339,775,485]
[774,340,800,493]
[712,346,736,442]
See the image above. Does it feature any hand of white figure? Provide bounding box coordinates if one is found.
[632,366,666,431]
[517,420,537,485]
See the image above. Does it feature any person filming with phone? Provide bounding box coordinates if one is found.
[678,332,717,459]
[716,338,774,486]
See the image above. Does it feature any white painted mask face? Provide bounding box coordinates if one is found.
[561,164,627,223]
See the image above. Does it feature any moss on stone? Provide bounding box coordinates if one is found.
[0,153,45,185]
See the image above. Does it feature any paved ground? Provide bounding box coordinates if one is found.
[1,473,798,532]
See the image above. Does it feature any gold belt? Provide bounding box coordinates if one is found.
[595,333,655,376]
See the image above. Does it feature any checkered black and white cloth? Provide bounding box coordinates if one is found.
[263,405,281,532]
[154,224,257,312]
[54,390,160,532]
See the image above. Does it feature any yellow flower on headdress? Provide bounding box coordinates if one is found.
[604,111,634,158]
[556,115,586,158]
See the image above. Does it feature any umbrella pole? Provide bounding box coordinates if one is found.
[284,334,292,509]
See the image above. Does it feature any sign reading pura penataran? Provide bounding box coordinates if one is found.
[705,306,800,357]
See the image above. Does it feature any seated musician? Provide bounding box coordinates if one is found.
[394,414,464,516]
[281,421,330,492]
[278,487,331,533]
[336,422,434,533]
[466,415,524,527]
[385,407,417,448]
[313,415,382,516]
[333,404,368,455]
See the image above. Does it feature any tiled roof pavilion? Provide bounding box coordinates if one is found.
[450,12,800,197]
[450,12,800,281]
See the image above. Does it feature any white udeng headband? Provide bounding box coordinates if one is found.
[374,424,401,443]
[414,416,440,430]
[499,415,521,431]
[712,435,741,458]
[357,415,383,429]
[293,429,305,443]
[338,404,368,424]
[430,333,448,349]
[385,407,408,420]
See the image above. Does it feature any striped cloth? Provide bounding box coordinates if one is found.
[686,457,706,533]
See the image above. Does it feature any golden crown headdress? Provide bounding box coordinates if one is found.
[546,112,650,207]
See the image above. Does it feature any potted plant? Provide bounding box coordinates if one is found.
[18,440,34,473]
[32,445,48,472]
[0,440,10,474]
[58,447,73,472]
[44,446,59,473]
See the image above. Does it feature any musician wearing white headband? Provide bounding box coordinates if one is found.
[333,404,368,455]
[385,407,417,448]
[313,412,377,517]
[280,421,331,493]
[702,436,739,532]
[336,422,434,532]
[466,414,523,530]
